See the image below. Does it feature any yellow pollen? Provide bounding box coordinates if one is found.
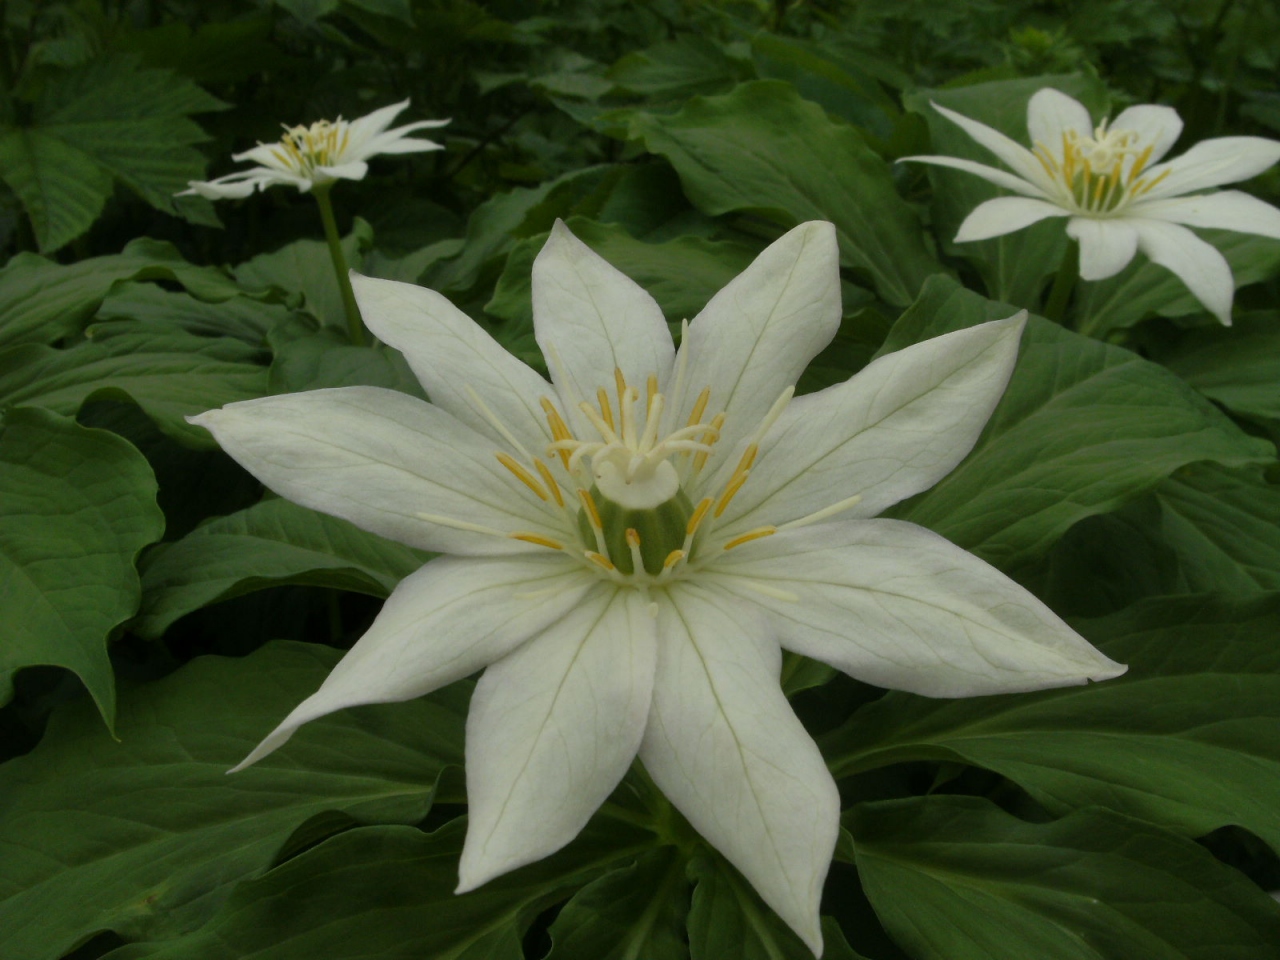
[626,528,642,548]
[1133,167,1172,197]
[687,387,711,428]
[1130,143,1154,179]
[511,532,564,550]
[615,367,628,410]
[534,459,564,507]
[733,442,759,476]
[585,550,615,571]
[578,488,603,530]
[687,497,714,536]
[625,527,644,571]
[496,452,548,501]
[647,374,658,410]
[596,386,615,431]
[662,549,686,569]
[723,526,777,550]
[541,397,573,467]
[715,470,751,517]
[693,412,726,473]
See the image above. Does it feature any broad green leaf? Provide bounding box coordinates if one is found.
[853,796,1280,960]
[0,238,243,349]
[687,855,867,960]
[106,817,653,960]
[267,328,426,397]
[609,35,752,100]
[883,276,1272,568]
[136,498,426,639]
[0,55,225,251]
[824,594,1280,851]
[1076,232,1280,337]
[0,408,163,725]
[903,74,1110,309]
[0,325,267,446]
[96,283,291,344]
[1148,312,1280,422]
[547,846,690,960]
[0,641,468,960]
[1154,463,1280,593]
[629,80,939,306]
[120,16,283,85]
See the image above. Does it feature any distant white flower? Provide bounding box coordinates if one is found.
[181,99,448,199]
[191,220,1125,955]
[904,88,1280,324]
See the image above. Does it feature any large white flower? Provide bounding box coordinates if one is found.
[181,99,448,199]
[903,88,1280,324]
[191,220,1125,955]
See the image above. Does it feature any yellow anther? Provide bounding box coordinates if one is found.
[1129,143,1154,179]
[686,497,714,537]
[687,386,711,428]
[596,386,615,431]
[715,469,751,517]
[723,526,777,551]
[647,374,658,410]
[615,367,628,409]
[626,528,642,548]
[541,397,573,467]
[578,488,603,530]
[733,442,759,476]
[1133,167,1171,197]
[511,533,564,550]
[662,549,686,569]
[496,452,548,501]
[625,527,644,572]
[585,550,615,572]
[693,412,726,472]
[534,459,564,507]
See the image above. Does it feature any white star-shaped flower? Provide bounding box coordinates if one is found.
[191,220,1124,955]
[181,99,448,199]
[904,88,1280,324]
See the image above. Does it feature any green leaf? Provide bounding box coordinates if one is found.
[903,75,1109,310]
[0,641,468,960]
[629,80,939,306]
[0,238,244,349]
[547,846,690,960]
[852,796,1280,960]
[883,276,1272,568]
[0,326,267,446]
[106,816,653,960]
[96,283,291,344]
[1148,311,1280,422]
[1154,463,1280,593]
[136,498,426,639]
[824,593,1280,852]
[267,328,426,397]
[0,55,225,251]
[0,407,163,725]
[609,35,752,100]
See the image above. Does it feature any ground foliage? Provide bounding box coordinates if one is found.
[2,0,1280,957]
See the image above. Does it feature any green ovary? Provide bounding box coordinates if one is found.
[579,485,695,576]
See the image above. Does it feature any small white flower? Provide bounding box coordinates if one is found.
[181,100,448,199]
[191,220,1125,955]
[904,88,1280,324]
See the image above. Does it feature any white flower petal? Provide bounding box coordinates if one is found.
[715,315,1025,536]
[674,221,841,454]
[314,160,369,182]
[1110,104,1183,166]
[641,585,838,956]
[1027,88,1093,157]
[458,586,655,891]
[708,521,1126,697]
[899,154,1047,198]
[532,220,674,431]
[1142,136,1280,199]
[189,386,566,555]
[1132,219,1235,324]
[955,196,1067,242]
[929,101,1055,191]
[343,99,411,152]
[1066,217,1140,280]
[362,119,450,155]
[1135,190,1280,239]
[230,554,592,770]
[351,273,554,453]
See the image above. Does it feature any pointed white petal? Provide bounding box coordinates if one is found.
[929,102,1055,191]
[351,273,554,453]
[189,386,566,555]
[314,160,368,182]
[900,155,1047,198]
[231,144,295,170]
[708,521,1126,697]
[1142,136,1280,199]
[1131,219,1235,325]
[1110,104,1183,166]
[532,221,674,431]
[1134,190,1280,239]
[674,222,841,454]
[641,585,837,955]
[1027,88,1093,157]
[343,99,411,152]
[359,120,450,156]
[1066,217,1139,280]
[714,315,1025,537]
[231,554,592,770]
[457,587,655,891]
[182,174,269,199]
[955,196,1067,242]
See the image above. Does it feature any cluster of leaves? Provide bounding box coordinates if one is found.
[3,0,1280,958]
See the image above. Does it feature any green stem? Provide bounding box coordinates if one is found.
[1042,239,1078,324]
[313,185,365,346]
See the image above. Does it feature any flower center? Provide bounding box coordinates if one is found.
[1032,121,1172,215]
[272,119,351,176]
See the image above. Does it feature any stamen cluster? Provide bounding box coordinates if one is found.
[272,119,353,178]
[1032,123,1171,215]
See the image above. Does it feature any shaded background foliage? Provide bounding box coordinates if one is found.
[3,0,1280,958]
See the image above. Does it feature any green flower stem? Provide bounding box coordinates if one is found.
[312,184,366,346]
[1042,239,1079,325]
